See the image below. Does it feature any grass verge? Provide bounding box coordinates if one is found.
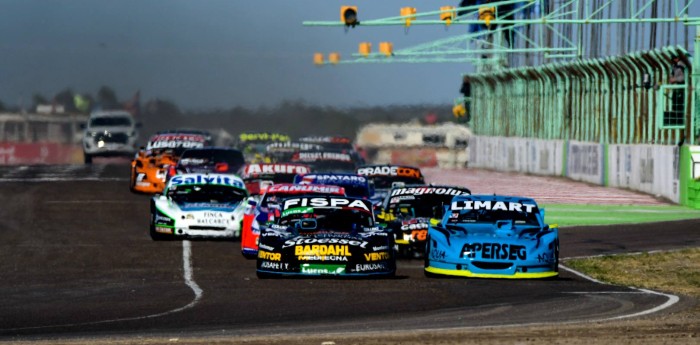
[564,248,700,298]
[542,204,700,227]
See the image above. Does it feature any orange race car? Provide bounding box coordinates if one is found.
[130,130,212,194]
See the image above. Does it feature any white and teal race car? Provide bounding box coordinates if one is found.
[149,173,250,240]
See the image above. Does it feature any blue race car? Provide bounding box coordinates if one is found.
[424,194,558,279]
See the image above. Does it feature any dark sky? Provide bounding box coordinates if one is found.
[1,0,471,110]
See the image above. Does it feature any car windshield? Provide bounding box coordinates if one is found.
[339,184,370,198]
[370,175,425,189]
[167,184,247,204]
[449,208,541,226]
[388,198,449,219]
[90,116,131,127]
[278,207,373,232]
[305,160,357,173]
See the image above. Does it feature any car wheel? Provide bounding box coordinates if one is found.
[84,153,92,164]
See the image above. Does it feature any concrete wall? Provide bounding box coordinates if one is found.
[470,135,680,203]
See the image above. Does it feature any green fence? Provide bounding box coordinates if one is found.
[466,46,695,146]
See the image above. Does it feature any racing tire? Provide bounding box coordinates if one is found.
[84,153,92,164]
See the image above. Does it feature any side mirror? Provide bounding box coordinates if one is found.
[79,123,87,130]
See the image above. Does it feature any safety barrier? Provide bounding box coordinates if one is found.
[469,135,681,203]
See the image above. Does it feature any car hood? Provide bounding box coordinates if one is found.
[175,201,242,212]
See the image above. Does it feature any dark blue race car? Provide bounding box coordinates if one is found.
[256,196,396,278]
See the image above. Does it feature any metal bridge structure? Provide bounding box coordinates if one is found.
[305,1,700,208]
[304,0,700,146]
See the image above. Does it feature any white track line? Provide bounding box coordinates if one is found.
[559,264,680,320]
[0,240,202,331]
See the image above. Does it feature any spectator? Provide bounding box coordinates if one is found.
[669,55,686,114]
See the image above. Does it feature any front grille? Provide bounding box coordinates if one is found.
[95,132,129,144]
[188,226,226,231]
[472,261,513,270]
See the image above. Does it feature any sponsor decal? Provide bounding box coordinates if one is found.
[296,152,352,162]
[430,249,446,260]
[451,200,537,213]
[239,133,290,142]
[155,226,172,234]
[300,264,346,275]
[170,175,245,188]
[195,217,230,226]
[400,222,429,231]
[258,250,282,261]
[391,187,469,196]
[155,214,173,224]
[243,164,310,176]
[355,263,388,272]
[260,261,290,270]
[402,230,427,242]
[357,166,422,179]
[295,244,351,256]
[146,135,205,150]
[537,253,556,264]
[373,246,389,251]
[258,243,275,251]
[266,184,345,195]
[283,237,368,249]
[299,136,351,144]
[363,252,391,261]
[281,207,314,217]
[283,197,371,212]
[297,255,349,262]
[462,243,527,260]
[389,196,415,204]
[300,174,367,184]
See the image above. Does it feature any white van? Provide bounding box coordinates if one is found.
[82,110,140,163]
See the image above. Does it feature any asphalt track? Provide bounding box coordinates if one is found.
[0,164,698,341]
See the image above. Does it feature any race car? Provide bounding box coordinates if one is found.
[240,163,311,196]
[130,130,212,194]
[298,136,366,167]
[376,185,471,258]
[240,183,346,258]
[294,173,372,199]
[236,132,290,163]
[265,141,323,163]
[256,196,395,278]
[149,173,250,240]
[424,194,559,279]
[169,147,246,178]
[291,150,359,173]
[356,164,425,205]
